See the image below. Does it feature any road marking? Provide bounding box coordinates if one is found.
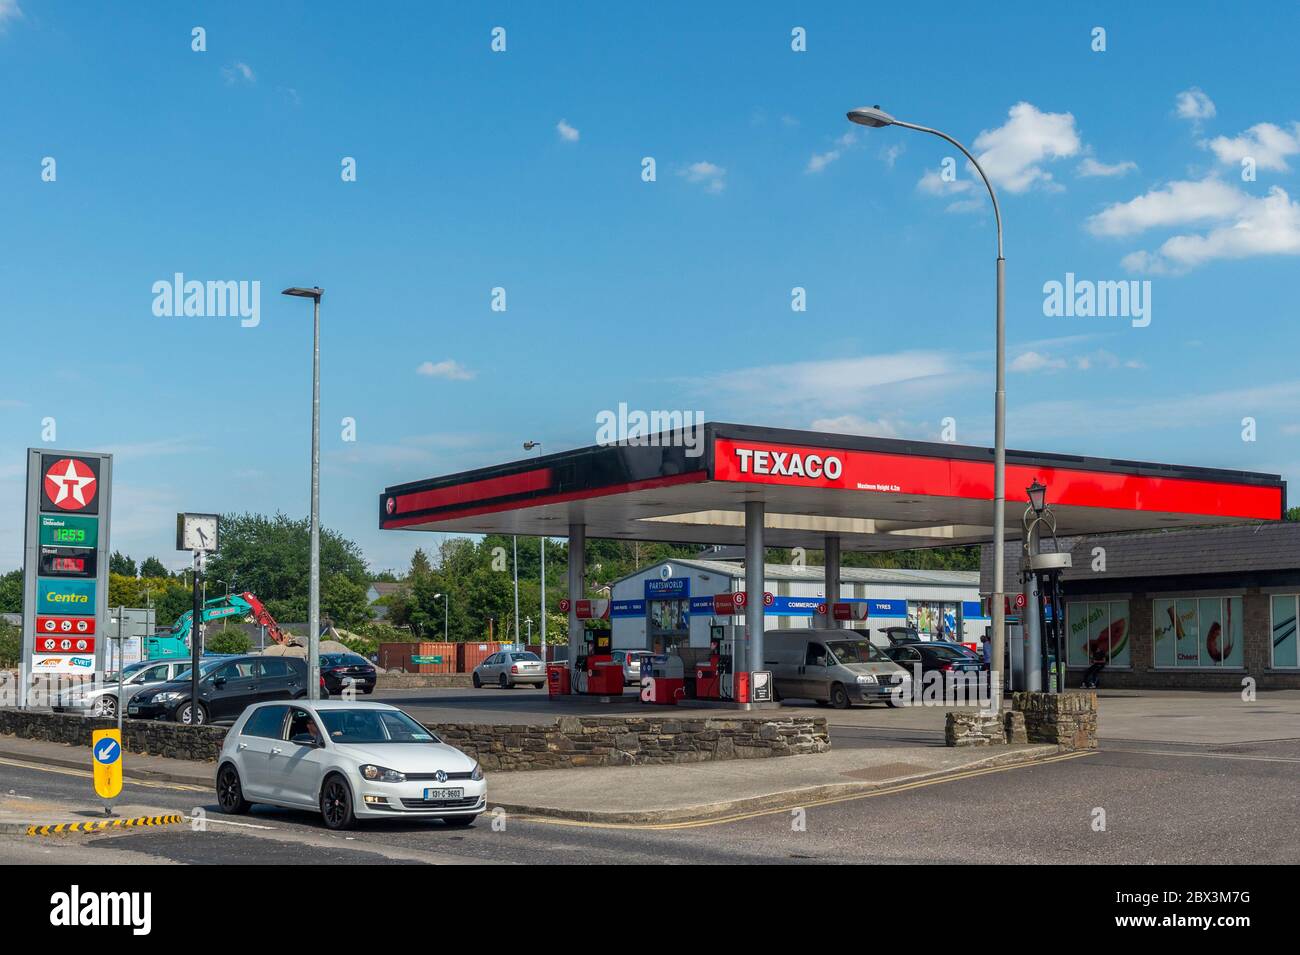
[1110,748,1300,764]
[0,757,207,792]
[189,816,278,830]
[26,814,184,837]
[509,751,1097,831]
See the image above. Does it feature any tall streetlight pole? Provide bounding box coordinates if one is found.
[846,105,1007,710]
[524,441,544,657]
[282,286,324,699]
[434,592,449,641]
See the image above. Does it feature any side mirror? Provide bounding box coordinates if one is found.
[290,733,319,747]
[212,676,226,688]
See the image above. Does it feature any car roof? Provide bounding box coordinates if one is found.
[260,699,401,712]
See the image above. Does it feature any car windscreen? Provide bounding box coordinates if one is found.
[826,640,888,664]
[322,654,367,666]
[319,709,437,743]
[924,645,974,661]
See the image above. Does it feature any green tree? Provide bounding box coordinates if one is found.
[109,551,137,577]
[410,548,433,579]
[0,622,21,667]
[322,572,370,629]
[207,627,251,654]
[205,512,369,609]
[0,569,22,614]
[140,557,169,578]
[153,583,194,627]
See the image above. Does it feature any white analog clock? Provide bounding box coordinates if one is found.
[177,512,220,552]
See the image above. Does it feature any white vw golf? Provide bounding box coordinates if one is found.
[215,700,486,830]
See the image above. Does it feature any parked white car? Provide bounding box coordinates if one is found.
[215,700,486,830]
[472,650,546,688]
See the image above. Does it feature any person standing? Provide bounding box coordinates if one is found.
[1082,643,1107,689]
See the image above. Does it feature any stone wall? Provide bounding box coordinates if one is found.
[432,715,831,771]
[374,673,474,689]
[1012,690,1098,750]
[0,708,829,771]
[0,709,226,761]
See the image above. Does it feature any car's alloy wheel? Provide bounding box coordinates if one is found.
[498,674,509,689]
[93,696,117,718]
[178,702,206,725]
[216,764,251,814]
[320,776,356,830]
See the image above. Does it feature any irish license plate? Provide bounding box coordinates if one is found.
[424,788,463,800]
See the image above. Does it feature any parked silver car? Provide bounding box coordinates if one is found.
[215,700,486,830]
[53,658,195,718]
[611,649,653,685]
[472,650,546,688]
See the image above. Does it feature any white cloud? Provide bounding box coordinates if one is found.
[679,161,727,193]
[970,102,1081,193]
[809,414,901,438]
[1077,157,1137,178]
[222,62,256,85]
[1206,122,1300,172]
[917,169,973,196]
[1086,178,1249,238]
[1123,186,1300,273]
[416,360,475,380]
[556,119,579,142]
[1175,87,1216,123]
[1010,351,1066,373]
[880,143,904,168]
[0,1,22,27]
[806,132,858,174]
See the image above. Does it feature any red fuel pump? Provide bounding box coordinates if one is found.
[576,628,623,696]
[694,626,729,700]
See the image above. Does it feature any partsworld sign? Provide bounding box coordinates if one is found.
[20,450,112,705]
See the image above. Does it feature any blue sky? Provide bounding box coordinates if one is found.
[2,1,1299,573]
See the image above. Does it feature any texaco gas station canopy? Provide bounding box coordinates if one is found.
[379,423,1285,548]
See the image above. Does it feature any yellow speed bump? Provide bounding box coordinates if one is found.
[26,813,183,837]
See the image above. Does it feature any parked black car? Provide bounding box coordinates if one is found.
[126,655,316,725]
[883,641,986,697]
[320,652,377,694]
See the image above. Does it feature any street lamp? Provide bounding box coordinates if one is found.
[847,104,1007,710]
[524,441,544,658]
[1027,480,1047,515]
[282,285,324,699]
[434,591,449,641]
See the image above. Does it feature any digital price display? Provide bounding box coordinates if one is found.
[39,546,97,579]
[39,514,98,549]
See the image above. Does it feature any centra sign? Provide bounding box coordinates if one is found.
[37,578,97,614]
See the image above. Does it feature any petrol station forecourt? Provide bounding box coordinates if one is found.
[378,421,1285,705]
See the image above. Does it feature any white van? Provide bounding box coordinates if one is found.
[764,629,911,709]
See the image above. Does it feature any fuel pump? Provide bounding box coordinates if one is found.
[574,627,623,695]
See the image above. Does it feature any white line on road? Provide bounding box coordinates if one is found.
[1112,748,1300,764]
[187,816,278,830]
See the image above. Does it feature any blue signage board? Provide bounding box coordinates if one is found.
[864,598,907,617]
[36,577,97,615]
[645,578,690,599]
[610,599,645,618]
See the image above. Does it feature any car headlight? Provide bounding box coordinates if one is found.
[470,762,484,781]
[154,692,183,702]
[855,674,878,684]
[360,764,406,783]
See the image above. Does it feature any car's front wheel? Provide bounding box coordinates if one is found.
[829,683,851,709]
[93,695,117,718]
[498,674,509,689]
[472,672,482,688]
[320,775,356,830]
[177,701,207,725]
[216,764,251,814]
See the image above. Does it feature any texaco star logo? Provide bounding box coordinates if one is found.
[44,458,98,511]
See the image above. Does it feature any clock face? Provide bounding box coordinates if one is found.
[181,515,219,552]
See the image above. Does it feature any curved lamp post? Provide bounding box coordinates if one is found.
[847,105,1007,709]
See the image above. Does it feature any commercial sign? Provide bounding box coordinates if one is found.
[645,577,689,599]
[21,448,112,706]
[712,437,1284,520]
[36,578,96,614]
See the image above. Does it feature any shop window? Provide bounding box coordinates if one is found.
[1065,600,1130,668]
[1152,596,1243,668]
[1270,595,1299,669]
